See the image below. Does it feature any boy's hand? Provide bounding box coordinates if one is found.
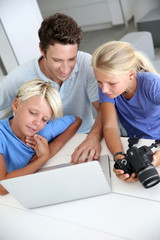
[33,134,49,159]
[25,136,36,149]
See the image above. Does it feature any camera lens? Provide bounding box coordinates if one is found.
[138,165,160,188]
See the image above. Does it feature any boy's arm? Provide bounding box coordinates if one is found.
[0,135,49,195]
[48,116,82,158]
[27,116,82,161]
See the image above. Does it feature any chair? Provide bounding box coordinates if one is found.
[120,31,155,61]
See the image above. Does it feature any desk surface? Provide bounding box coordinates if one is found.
[0,134,160,240]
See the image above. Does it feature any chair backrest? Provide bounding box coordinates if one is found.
[120,31,155,61]
[0,75,13,119]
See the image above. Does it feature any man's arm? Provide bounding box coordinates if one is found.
[71,100,103,163]
[0,74,18,111]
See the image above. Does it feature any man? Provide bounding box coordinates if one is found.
[0,13,103,163]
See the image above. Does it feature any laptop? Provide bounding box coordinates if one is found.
[0,155,111,209]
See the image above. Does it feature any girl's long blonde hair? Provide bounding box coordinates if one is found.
[91,41,157,76]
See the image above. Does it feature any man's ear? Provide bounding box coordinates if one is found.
[39,43,45,57]
[12,98,19,113]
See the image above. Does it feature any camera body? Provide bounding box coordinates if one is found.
[114,145,160,188]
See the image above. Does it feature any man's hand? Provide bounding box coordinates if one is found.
[71,101,103,164]
[71,135,101,164]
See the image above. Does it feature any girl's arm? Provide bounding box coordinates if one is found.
[0,135,50,195]
[101,102,124,155]
[101,102,136,182]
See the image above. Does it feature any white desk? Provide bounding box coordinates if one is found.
[0,134,160,240]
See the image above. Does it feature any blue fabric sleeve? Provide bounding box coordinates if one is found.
[144,74,160,105]
[98,86,115,104]
[0,132,4,154]
[39,115,75,142]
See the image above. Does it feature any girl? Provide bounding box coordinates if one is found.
[91,41,160,183]
[0,79,81,195]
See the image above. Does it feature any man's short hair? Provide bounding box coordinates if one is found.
[38,13,82,53]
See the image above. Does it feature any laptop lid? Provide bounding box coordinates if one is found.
[0,155,111,209]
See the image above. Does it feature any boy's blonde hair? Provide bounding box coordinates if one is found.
[16,79,63,119]
[91,41,158,76]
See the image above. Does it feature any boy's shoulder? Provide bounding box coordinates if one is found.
[0,117,11,140]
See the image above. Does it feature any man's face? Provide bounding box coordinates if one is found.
[41,43,78,85]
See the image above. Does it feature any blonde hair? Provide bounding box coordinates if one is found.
[16,79,63,119]
[91,41,158,76]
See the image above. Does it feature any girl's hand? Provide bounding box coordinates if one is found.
[113,167,138,182]
[33,134,49,159]
[152,150,160,168]
[113,153,138,183]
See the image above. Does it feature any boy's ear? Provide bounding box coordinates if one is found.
[12,98,19,113]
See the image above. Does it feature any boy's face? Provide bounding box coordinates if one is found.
[11,96,53,142]
[40,43,78,86]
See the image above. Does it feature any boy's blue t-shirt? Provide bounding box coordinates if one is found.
[0,115,75,173]
[98,72,160,139]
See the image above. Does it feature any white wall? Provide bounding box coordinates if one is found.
[0,0,42,67]
[37,0,112,31]
[0,20,18,73]
[37,0,134,31]
[0,0,135,75]
[120,0,134,26]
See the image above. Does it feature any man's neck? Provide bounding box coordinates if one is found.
[38,57,62,87]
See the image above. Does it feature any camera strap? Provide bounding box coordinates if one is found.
[155,140,160,145]
[128,137,160,149]
[128,137,140,148]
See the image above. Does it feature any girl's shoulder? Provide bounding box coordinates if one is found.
[137,72,160,103]
[137,72,160,82]
[137,72,160,88]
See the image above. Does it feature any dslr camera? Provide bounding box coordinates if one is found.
[114,143,160,188]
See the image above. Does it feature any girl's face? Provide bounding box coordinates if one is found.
[94,68,130,98]
[11,95,53,142]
